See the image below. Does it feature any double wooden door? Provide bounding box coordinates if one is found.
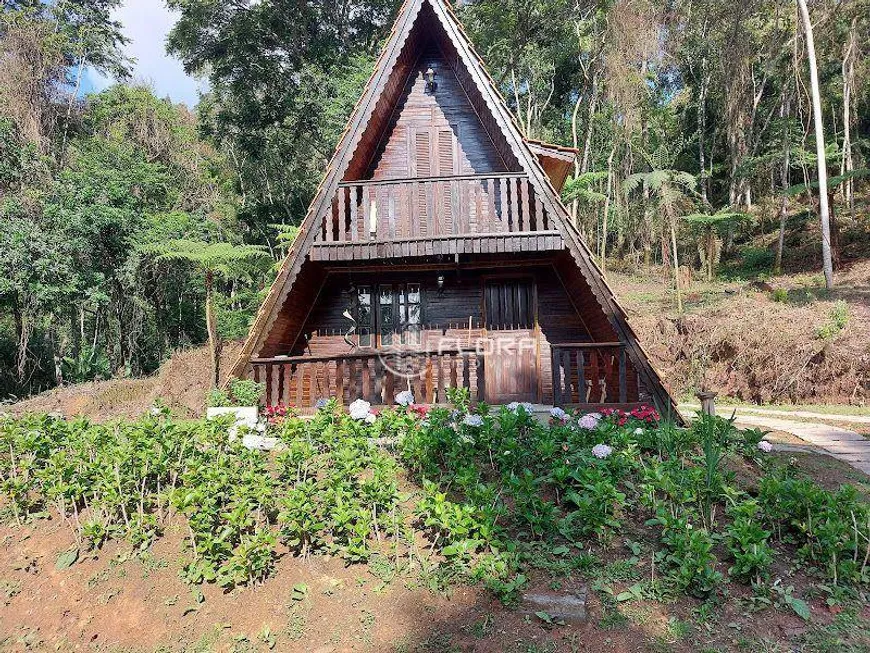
[483,279,538,404]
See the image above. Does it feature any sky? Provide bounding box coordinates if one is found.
[82,0,205,106]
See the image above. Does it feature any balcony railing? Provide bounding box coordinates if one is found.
[551,343,630,405]
[314,173,552,245]
[251,347,484,409]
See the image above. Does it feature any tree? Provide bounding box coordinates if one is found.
[682,210,749,281]
[625,163,698,314]
[796,0,834,289]
[144,241,271,387]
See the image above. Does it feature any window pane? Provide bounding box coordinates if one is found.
[408,284,421,304]
[407,303,421,325]
[357,286,372,346]
[380,286,394,346]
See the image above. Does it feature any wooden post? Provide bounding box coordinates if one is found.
[696,390,717,417]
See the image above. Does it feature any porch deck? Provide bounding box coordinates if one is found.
[251,342,641,410]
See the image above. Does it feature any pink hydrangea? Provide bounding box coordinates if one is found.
[578,413,601,430]
[592,444,613,459]
[757,440,773,453]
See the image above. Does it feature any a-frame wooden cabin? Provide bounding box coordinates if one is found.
[229,0,678,417]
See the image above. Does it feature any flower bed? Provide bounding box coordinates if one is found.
[1,393,868,617]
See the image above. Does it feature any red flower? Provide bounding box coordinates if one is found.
[410,404,431,417]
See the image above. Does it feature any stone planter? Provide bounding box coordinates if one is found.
[206,406,259,428]
[205,407,282,451]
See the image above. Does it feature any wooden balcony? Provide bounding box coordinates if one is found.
[311,173,563,261]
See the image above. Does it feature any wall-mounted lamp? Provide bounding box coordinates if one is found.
[425,66,438,93]
[436,274,445,293]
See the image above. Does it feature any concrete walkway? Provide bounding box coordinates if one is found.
[682,407,870,477]
[682,403,870,425]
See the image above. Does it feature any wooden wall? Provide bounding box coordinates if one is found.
[273,263,642,404]
[257,260,328,359]
[344,4,520,182]
[365,41,509,179]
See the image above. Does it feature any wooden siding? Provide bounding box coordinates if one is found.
[262,263,640,405]
[257,261,328,359]
[311,231,563,261]
[366,42,508,179]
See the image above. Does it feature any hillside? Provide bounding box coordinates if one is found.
[612,260,870,406]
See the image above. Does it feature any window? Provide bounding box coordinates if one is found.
[357,286,373,347]
[485,279,534,330]
[355,283,422,347]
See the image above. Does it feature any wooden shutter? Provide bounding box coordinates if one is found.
[437,130,454,176]
[414,130,431,177]
[415,130,431,236]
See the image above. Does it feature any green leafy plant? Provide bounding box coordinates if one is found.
[725,500,773,585]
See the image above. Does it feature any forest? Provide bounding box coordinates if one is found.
[1,0,868,401]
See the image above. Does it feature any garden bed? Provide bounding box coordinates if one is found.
[1,397,869,652]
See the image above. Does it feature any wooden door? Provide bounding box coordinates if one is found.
[484,279,538,404]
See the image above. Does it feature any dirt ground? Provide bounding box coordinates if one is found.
[5,343,243,423]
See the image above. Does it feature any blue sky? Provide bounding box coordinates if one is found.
[82,1,204,106]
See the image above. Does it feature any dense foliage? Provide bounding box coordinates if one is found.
[2,402,867,612]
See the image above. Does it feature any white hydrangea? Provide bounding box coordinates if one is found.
[757,440,773,453]
[395,390,415,407]
[365,413,377,424]
[349,399,372,421]
[507,402,535,414]
[256,421,267,433]
[578,413,601,430]
[634,427,644,435]
[591,443,613,459]
[463,414,484,427]
[550,407,569,421]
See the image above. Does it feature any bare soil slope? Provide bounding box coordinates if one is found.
[6,343,243,421]
[612,260,870,405]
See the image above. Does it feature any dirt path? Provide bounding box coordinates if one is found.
[682,406,870,476]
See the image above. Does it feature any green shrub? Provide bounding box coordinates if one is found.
[759,470,869,585]
[725,500,773,584]
[649,508,723,597]
[815,301,849,340]
[206,378,265,407]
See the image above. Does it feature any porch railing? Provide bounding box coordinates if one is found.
[251,347,484,409]
[315,173,552,244]
[551,343,630,406]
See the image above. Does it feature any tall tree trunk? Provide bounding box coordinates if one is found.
[840,16,857,216]
[205,270,222,387]
[579,70,600,176]
[697,62,711,209]
[670,214,683,315]
[775,94,791,274]
[797,0,834,288]
[600,145,617,278]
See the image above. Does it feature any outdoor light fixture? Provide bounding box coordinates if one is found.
[425,66,437,92]
[437,274,445,293]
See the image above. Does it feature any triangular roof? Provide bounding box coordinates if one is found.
[229,0,679,419]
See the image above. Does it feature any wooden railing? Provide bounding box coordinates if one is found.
[551,343,630,405]
[251,347,484,409]
[315,173,552,244]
